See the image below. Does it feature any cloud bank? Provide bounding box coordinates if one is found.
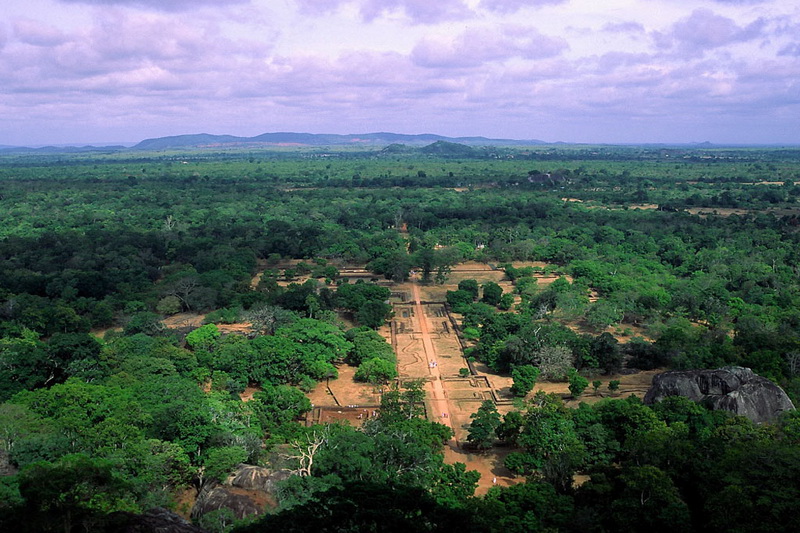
[1,0,798,144]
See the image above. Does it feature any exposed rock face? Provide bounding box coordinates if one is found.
[228,464,291,493]
[191,464,291,522]
[644,366,795,423]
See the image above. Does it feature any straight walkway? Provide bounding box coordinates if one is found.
[410,281,456,440]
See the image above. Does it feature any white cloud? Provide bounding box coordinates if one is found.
[57,0,249,11]
[295,0,472,24]
[412,26,568,68]
[479,0,567,14]
[1,0,799,144]
[13,19,68,46]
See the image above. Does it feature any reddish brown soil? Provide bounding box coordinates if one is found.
[309,406,379,427]
[162,312,205,330]
[444,444,517,496]
[173,488,197,519]
[239,386,261,402]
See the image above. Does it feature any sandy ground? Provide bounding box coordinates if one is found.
[444,444,517,496]
[410,282,456,437]
[239,386,260,402]
[162,312,253,335]
[162,312,206,329]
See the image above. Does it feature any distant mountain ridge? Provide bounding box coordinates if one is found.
[0,145,128,154]
[132,131,547,150]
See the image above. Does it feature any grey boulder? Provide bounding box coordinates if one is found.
[644,366,795,423]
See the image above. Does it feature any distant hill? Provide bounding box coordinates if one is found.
[133,133,244,151]
[132,131,546,150]
[420,140,477,157]
[381,143,412,154]
[0,132,548,154]
[0,144,127,154]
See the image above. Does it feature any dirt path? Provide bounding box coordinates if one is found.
[407,278,521,494]
[411,281,456,439]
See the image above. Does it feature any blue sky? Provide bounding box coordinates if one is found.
[2,0,799,145]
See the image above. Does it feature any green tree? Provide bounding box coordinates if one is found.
[17,454,137,533]
[356,300,393,329]
[156,295,182,315]
[510,365,540,397]
[123,312,166,336]
[201,446,249,485]
[14,378,149,454]
[446,290,474,311]
[498,293,515,311]
[379,380,425,422]
[196,508,238,533]
[476,480,574,533]
[355,357,397,384]
[496,410,524,445]
[0,330,50,401]
[348,330,394,366]
[504,451,540,476]
[516,393,583,470]
[610,465,691,532]
[277,319,353,362]
[252,384,312,427]
[467,400,501,449]
[458,279,479,299]
[186,324,221,352]
[237,482,471,533]
[46,332,103,383]
[131,376,217,459]
[568,369,589,397]
[591,332,622,374]
[430,461,480,507]
[434,264,451,285]
[482,282,503,306]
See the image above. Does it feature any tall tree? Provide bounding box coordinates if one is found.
[467,400,501,450]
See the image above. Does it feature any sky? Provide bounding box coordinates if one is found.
[1,0,799,146]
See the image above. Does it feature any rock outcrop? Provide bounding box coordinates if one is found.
[644,366,795,423]
[228,464,291,493]
[191,464,291,522]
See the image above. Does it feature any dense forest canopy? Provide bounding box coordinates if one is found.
[1,145,800,532]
